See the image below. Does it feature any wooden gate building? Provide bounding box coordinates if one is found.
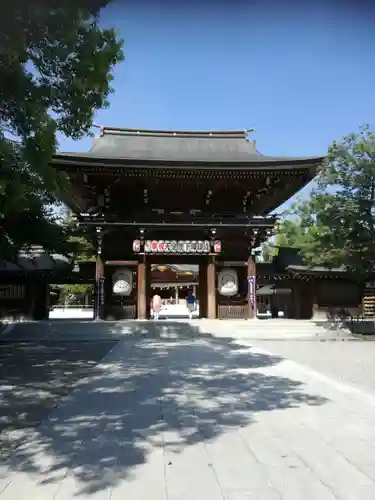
[51,127,324,320]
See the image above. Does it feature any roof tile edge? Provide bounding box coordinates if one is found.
[99,126,252,139]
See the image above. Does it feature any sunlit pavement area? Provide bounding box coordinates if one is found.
[0,320,375,499]
[151,303,200,319]
[48,304,200,320]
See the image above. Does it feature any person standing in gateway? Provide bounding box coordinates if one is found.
[186,289,196,319]
[152,293,162,320]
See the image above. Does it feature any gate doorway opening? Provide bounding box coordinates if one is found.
[49,283,94,320]
[150,263,199,319]
[256,285,293,319]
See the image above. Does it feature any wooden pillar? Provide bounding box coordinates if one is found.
[247,255,256,319]
[31,281,49,320]
[293,283,301,319]
[137,258,147,319]
[94,255,105,320]
[311,280,319,319]
[146,262,152,319]
[297,281,312,319]
[207,256,216,319]
[103,265,112,314]
[312,298,320,319]
[199,261,208,318]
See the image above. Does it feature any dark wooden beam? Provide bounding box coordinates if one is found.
[105,260,138,266]
[79,219,276,229]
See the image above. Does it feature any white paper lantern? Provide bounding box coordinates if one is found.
[113,268,133,296]
[217,268,238,297]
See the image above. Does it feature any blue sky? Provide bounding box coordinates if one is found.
[58,0,375,210]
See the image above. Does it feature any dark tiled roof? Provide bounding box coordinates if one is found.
[53,127,324,166]
[256,263,285,276]
[286,265,347,274]
[0,247,72,273]
[273,247,303,268]
[273,247,347,274]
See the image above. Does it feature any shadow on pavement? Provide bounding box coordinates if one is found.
[1,320,328,496]
[0,321,122,461]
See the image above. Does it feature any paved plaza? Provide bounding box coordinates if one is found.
[0,320,375,499]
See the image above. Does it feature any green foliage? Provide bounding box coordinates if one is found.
[274,219,306,248]
[60,209,96,261]
[0,1,124,258]
[59,210,95,298]
[60,283,93,301]
[278,126,375,277]
[260,243,278,263]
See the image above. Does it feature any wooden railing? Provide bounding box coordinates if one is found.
[218,304,247,319]
[104,304,137,320]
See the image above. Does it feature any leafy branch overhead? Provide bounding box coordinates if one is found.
[275,126,375,277]
[0,0,124,258]
[56,210,95,299]
[59,210,96,262]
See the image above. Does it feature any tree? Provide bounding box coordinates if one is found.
[271,217,318,258]
[58,210,95,303]
[58,209,95,260]
[0,1,124,259]
[258,243,278,263]
[280,126,375,278]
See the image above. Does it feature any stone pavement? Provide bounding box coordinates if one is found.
[0,319,375,499]
[0,320,121,464]
[194,318,355,340]
[248,338,375,395]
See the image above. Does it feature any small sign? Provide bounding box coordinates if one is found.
[248,276,256,308]
[133,240,221,254]
[99,277,105,305]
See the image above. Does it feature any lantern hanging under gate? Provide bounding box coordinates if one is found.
[217,268,238,297]
[113,268,133,296]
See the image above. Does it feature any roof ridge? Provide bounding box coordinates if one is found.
[99,126,253,139]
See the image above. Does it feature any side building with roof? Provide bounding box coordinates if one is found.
[0,247,75,321]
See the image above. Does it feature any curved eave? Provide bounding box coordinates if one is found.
[286,265,347,276]
[50,154,325,171]
[151,264,198,275]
